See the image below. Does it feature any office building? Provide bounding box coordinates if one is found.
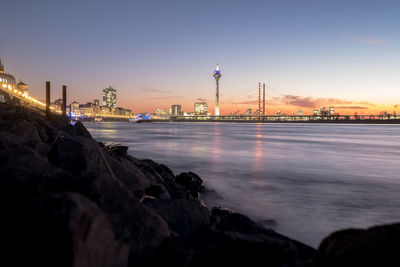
[194,102,208,115]
[171,105,182,116]
[102,86,117,108]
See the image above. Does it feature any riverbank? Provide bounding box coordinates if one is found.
[1,103,399,267]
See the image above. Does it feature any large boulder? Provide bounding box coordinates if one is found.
[48,135,151,195]
[141,159,176,182]
[188,212,316,267]
[47,135,171,266]
[312,223,400,267]
[175,172,204,192]
[144,199,210,238]
[0,192,128,267]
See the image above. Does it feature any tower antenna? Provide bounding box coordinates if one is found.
[213,60,222,116]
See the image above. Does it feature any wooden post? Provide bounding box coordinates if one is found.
[46,81,50,118]
[62,85,67,121]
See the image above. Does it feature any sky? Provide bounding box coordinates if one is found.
[1,0,400,114]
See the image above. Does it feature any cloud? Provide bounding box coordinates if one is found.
[234,95,374,110]
[147,95,186,99]
[335,106,369,109]
[395,105,399,108]
[353,37,387,45]
[279,95,319,107]
[196,98,207,101]
[140,86,171,93]
[232,100,259,105]
[275,95,373,109]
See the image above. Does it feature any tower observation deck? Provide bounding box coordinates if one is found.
[213,62,222,116]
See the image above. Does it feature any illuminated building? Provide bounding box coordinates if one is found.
[0,59,32,104]
[319,106,327,116]
[70,101,80,116]
[297,110,303,115]
[245,108,252,115]
[213,62,222,116]
[194,102,208,115]
[313,109,318,116]
[93,99,100,106]
[0,59,17,93]
[329,107,335,115]
[102,86,117,108]
[171,105,182,115]
[155,108,167,116]
[17,81,29,95]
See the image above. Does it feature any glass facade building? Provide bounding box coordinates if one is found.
[102,86,117,108]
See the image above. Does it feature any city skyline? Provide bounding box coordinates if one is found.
[2,0,400,114]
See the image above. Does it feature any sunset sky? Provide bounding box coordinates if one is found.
[1,0,400,114]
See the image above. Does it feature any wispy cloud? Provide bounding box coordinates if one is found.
[352,37,387,45]
[335,106,368,109]
[147,95,186,99]
[140,86,171,94]
[196,98,207,102]
[233,100,259,105]
[233,95,374,109]
[277,95,355,108]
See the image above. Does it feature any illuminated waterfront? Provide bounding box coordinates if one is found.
[85,122,400,247]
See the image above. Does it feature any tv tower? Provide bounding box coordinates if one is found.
[213,61,222,116]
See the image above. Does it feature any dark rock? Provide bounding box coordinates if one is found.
[137,162,166,183]
[142,159,176,181]
[48,134,151,195]
[0,146,78,194]
[162,181,188,199]
[62,123,75,136]
[176,172,204,192]
[109,145,129,157]
[312,223,400,267]
[48,135,104,175]
[0,192,129,267]
[145,184,171,200]
[215,213,316,265]
[143,199,210,238]
[211,206,233,218]
[47,134,170,265]
[190,227,298,267]
[73,121,92,138]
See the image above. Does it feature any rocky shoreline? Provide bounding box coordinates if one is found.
[0,103,399,267]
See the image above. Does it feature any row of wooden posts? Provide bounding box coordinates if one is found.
[45,81,67,120]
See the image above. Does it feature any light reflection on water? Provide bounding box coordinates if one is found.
[85,122,400,247]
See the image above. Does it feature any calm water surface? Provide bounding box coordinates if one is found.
[85,122,400,247]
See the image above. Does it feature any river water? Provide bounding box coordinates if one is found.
[84,122,400,247]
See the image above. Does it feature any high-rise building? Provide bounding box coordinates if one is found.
[155,108,167,116]
[245,108,252,115]
[102,86,116,108]
[171,105,182,116]
[194,102,208,115]
[213,62,222,116]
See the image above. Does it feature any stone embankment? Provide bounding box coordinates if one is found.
[0,103,398,267]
